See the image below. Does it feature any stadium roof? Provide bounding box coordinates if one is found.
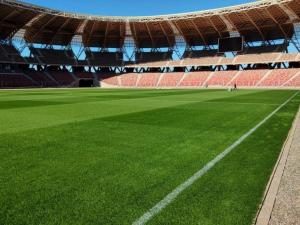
[0,0,299,47]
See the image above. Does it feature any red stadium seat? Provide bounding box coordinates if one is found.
[137,73,161,87]
[158,73,184,87]
[120,73,139,87]
[179,72,211,87]
[258,69,299,87]
[206,71,238,87]
[231,70,268,87]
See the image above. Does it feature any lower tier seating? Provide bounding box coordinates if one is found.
[25,71,57,87]
[258,69,299,87]
[98,73,119,86]
[0,73,36,88]
[1,69,300,89]
[74,72,94,79]
[49,71,75,86]
[137,73,161,87]
[231,70,267,86]
[100,69,300,88]
[179,71,211,87]
[120,73,139,87]
[207,71,238,86]
[284,73,300,87]
[158,73,184,87]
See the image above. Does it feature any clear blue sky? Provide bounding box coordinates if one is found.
[22,0,256,16]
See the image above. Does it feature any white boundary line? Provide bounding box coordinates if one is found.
[255,105,300,225]
[132,91,299,225]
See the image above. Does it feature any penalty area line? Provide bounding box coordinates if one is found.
[132,91,299,225]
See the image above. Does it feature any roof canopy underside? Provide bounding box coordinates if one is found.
[0,0,299,48]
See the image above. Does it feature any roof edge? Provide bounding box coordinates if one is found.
[1,0,295,22]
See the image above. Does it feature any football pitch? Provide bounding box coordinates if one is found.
[0,88,299,225]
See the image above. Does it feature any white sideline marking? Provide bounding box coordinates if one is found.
[132,91,299,225]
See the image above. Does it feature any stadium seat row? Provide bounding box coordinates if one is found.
[1,69,300,88]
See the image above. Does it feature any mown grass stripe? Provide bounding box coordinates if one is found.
[132,91,299,225]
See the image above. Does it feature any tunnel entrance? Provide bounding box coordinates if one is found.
[79,79,94,87]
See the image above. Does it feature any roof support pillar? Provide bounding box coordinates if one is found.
[279,4,299,22]
[158,22,173,48]
[190,19,208,46]
[219,15,236,33]
[145,22,155,48]
[48,18,72,46]
[245,12,266,41]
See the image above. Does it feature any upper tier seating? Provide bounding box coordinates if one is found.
[86,51,123,66]
[155,52,300,67]
[180,49,221,67]
[182,49,219,58]
[0,44,24,63]
[218,57,235,65]
[135,60,170,67]
[234,53,282,64]
[279,53,299,62]
[29,47,76,65]
[234,44,287,65]
[1,44,298,67]
[167,60,183,67]
[135,51,172,64]
[181,57,223,66]
[243,44,287,54]
[179,71,211,87]
[158,72,184,87]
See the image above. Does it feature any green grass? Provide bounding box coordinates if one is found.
[0,88,299,225]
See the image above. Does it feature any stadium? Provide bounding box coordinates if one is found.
[0,0,300,224]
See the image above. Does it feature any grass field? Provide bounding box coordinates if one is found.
[0,88,299,225]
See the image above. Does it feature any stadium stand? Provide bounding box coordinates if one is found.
[137,72,161,87]
[206,71,238,87]
[258,69,299,87]
[243,44,287,54]
[25,70,57,87]
[101,69,300,88]
[98,72,119,86]
[231,70,268,86]
[179,71,212,87]
[72,67,94,79]
[0,0,299,89]
[284,72,300,87]
[279,53,300,62]
[158,72,184,87]
[120,73,139,87]
[74,72,94,79]
[86,51,123,66]
[234,53,282,64]
[0,73,35,88]
[0,44,24,63]
[29,47,77,65]
[181,57,223,66]
[135,51,173,63]
[48,70,75,86]
[182,49,220,58]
